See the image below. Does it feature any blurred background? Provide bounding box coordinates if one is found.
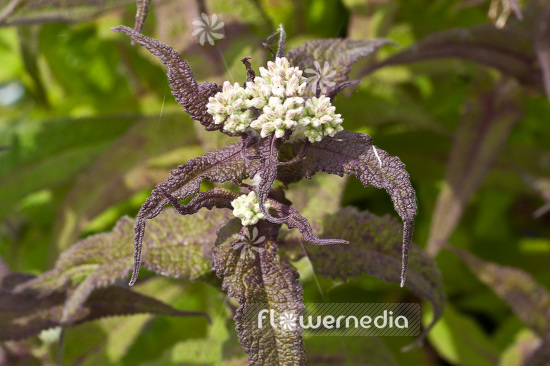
[1,0,550,365]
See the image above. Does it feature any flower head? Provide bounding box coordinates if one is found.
[206,57,343,142]
[295,95,343,142]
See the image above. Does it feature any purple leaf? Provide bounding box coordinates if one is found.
[298,207,444,349]
[426,80,522,256]
[212,223,306,365]
[286,38,396,97]
[133,0,152,34]
[287,38,396,84]
[278,131,417,287]
[450,246,550,337]
[111,26,232,134]
[360,20,550,100]
[131,142,264,285]
[0,265,208,341]
[267,198,348,246]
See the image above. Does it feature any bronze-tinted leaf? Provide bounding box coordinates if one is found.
[450,247,550,337]
[111,26,231,134]
[279,131,417,286]
[361,25,539,88]
[130,142,263,285]
[212,221,306,365]
[0,265,208,341]
[302,207,444,349]
[0,0,132,26]
[525,330,550,366]
[426,80,522,256]
[15,208,230,323]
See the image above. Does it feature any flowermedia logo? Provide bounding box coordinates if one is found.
[192,13,225,46]
[304,61,337,95]
[252,303,420,336]
[232,227,265,259]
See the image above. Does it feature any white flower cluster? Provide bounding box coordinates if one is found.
[231,191,271,226]
[299,96,343,142]
[206,57,343,142]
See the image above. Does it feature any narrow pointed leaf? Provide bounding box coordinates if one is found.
[450,247,550,337]
[278,131,417,286]
[1,270,208,341]
[54,114,200,252]
[534,3,550,100]
[130,142,263,285]
[0,115,136,219]
[301,207,444,348]
[112,26,231,134]
[362,25,540,89]
[426,80,522,256]
[212,220,306,365]
[267,198,348,246]
[0,0,132,26]
[525,331,550,366]
[133,0,152,33]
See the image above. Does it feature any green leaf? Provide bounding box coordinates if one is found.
[301,207,444,348]
[0,0,132,26]
[53,113,200,252]
[450,247,550,337]
[16,208,230,324]
[212,220,306,365]
[426,79,522,256]
[425,304,500,366]
[0,115,136,219]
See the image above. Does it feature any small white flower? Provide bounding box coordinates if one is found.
[304,60,337,95]
[231,191,271,226]
[192,13,225,46]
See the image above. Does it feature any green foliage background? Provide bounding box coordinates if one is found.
[1,0,549,364]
